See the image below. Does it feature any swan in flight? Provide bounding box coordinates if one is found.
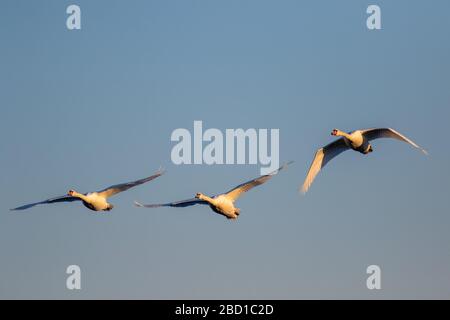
[135,162,292,220]
[301,128,427,194]
[11,169,164,212]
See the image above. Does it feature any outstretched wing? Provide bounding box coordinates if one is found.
[10,195,80,211]
[98,169,164,199]
[301,138,349,194]
[362,128,428,155]
[224,161,293,202]
[134,198,208,208]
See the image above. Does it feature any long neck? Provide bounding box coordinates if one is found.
[336,130,352,140]
[199,194,216,205]
[72,191,89,202]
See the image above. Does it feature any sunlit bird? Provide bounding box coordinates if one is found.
[11,169,164,212]
[301,128,427,194]
[135,162,292,220]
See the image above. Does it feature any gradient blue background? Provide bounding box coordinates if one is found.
[1,0,449,299]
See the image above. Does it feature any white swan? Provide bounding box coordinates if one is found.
[11,169,164,212]
[135,162,292,220]
[301,128,427,193]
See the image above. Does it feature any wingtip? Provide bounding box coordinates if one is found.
[299,186,308,195]
[134,201,144,207]
[274,161,294,174]
[9,206,24,211]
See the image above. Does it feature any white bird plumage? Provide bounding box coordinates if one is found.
[300,128,427,194]
[135,162,293,220]
[11,169,165,212]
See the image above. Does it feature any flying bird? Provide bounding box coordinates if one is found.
[11,169,164,212]
[301,128,427,193]
[135,162,292,220]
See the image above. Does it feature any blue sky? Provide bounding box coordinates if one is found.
[0,0,449,299]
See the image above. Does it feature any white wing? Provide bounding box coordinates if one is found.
[10,195,80,211]
[134,199,208,208]
[97,169,164,199]
[301,139,349,194]
[362,128,428,155]
[224,161,292,201]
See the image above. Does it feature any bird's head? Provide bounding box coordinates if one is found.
[331,129,339,136]
[68,189,76,196]
[195,193,204,200]
[368,145,374,153]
